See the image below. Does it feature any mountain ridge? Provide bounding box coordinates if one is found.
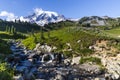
[19,8,66,26]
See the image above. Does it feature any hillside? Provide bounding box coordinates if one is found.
[0,19,76,33]
[22,27,107,56]
[79,16,120,27]
[1,15,120,80]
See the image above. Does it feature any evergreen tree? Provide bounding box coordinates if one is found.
[13,27,16,34]
[11,26,14,34]
[47,30,50,38]
[8,27,11,34]
[31,29,35,37]
[40,27,44,40]
[5,26,9,32]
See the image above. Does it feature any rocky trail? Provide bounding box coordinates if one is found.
[6,40,106,80]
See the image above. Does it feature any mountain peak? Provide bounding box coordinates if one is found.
[34,8,44,15]
[34,8,59,17]
[20,8,66,26]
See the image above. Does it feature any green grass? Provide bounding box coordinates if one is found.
[0,63,14,80]
[0,39,12,55]
[101,27,120,38]
[23,27,102,57]
[0,31,26,40]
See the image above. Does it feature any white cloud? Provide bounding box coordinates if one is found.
[0,11,18,21]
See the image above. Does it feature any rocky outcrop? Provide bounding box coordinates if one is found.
[71,56,81,65]
[34,43,57,54]
[7,41,106,80]
[89,40,120,80]
[101,55,120,80]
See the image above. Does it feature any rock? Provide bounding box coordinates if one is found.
[55,74,65,80]
[28,53,36,59]
[34,43,41,51]
[53,46,57,50]
[34,43,53,53]
[71,56,81,65]
[77,40,81,43]
[94,78,105,80]
[41,54,54,62]
[21,60,32,67]
[105,73,112,80]
[13,74,24,80]
[8,41,107,80]
[64,59,71,66]
[16,66,27,72]
[111,73,120,80]
[23,69,35,80]
[117,53,120,57]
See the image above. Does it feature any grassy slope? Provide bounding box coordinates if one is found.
[23,27,102,57]
[102,27,120,38]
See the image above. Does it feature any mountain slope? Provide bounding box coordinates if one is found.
[79,16,118,26]
[20,8,66,26]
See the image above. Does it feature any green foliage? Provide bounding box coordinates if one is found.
[0,31,26,39]
[22,27,100,55]
[80,57,101,65]
[40,27,45,40]
[0,20,41,33]
[63,51,73,58]
[78,48,93,56]
[102,27,120,38]
[22,37,36,49]
[45,20,76,30]
[81,23,91,27]
[5,26,9,32]
[0,39,12,54]
[0,63,13,80]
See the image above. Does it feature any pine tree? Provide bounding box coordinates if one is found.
[47,30,50,38]
[11,26,14,34]
[8,27,11,34]
[5,26,9,32]
[13,27,16,34]
[40,27,44,40]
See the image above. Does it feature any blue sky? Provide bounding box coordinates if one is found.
[0,0,120,20]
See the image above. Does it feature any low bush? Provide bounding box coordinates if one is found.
[0,63,14,80]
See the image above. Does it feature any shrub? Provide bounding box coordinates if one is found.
[78,48,93,56]
[0,39,12,54]
[63,51,73,58]
[0,63,13,80]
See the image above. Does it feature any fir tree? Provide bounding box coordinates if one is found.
[40,27,44,40]
[5,26,9,32]
[10,25,16,34]
[8,27,11,34]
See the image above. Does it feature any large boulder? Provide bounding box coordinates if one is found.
[13,75,24,80]
[55,74,65,80]
[71,56,81,65]
[34,43,54,53]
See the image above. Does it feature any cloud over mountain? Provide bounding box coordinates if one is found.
[0,11,17,21]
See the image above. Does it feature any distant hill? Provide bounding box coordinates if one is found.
[79,16,120,26]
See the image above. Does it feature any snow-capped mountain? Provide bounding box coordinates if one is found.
[19,8,66,26]
[79,16,115,26]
